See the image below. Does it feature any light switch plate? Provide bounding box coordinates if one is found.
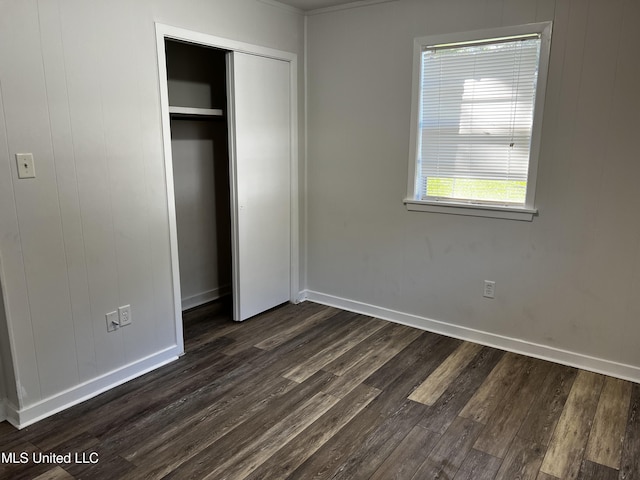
[16,153,36,179]
[106,311,119,332]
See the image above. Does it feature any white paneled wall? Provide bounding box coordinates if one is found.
[306,0,640,376]
[0,0,303,425]
[0,281,11,417]
[0,356,5,421]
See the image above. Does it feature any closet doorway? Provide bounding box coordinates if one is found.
[167,40,232,315]
[155,25,299,352]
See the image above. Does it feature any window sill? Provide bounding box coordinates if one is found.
[403,199,537,221]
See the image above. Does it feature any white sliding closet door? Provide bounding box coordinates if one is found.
[227,52,291,321]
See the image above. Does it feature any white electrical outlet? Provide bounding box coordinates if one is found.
[106,311,119,332]
[118,305,132,327]
[16,153,36,179]
[483,280,496,299]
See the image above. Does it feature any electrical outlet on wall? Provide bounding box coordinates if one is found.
[483,280,496,299]
[118,305,132,326]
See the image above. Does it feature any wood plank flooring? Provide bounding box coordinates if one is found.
[0,300,639,480]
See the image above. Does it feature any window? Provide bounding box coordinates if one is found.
[405,23,552,221]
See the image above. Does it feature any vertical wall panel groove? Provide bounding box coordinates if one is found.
[36,0,82,384]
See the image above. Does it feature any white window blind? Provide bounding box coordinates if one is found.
[417,35,542,205]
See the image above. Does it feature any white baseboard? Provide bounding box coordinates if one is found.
[182,285,231,311]
[5,346,180,429]
[303,290,640,384]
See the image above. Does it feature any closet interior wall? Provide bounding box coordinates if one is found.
[166,40,232,312]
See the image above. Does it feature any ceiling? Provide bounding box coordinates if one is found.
[273,0,366,11]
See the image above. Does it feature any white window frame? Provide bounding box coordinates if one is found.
[405,22,553,221]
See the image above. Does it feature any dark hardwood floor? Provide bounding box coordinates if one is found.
[0,299,638,480]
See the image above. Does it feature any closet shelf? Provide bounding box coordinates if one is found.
[169,106,224,117]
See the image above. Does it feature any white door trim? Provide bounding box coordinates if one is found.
[154,23,299,353]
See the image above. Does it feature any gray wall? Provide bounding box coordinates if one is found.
[306,0,640,368]
[172,119,232,309]
[0,354,5,420]
[0,0,303,412]
[0,280,13,413]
